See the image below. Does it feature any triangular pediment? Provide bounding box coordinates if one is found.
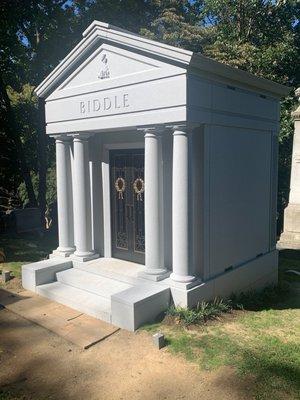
[35,21,193,99]
[60,44,159,91]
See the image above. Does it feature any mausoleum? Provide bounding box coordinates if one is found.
[22,21,289,330]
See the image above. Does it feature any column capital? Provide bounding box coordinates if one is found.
[49,134,73,142]
[166,124,194,135]
[167,123,200,134]
[71,132,95,141]
[137,125,165,137]
[170,124,187,131]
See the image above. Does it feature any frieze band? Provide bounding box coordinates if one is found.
[79,93,129,115]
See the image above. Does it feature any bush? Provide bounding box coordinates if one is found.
[166,297,233,326]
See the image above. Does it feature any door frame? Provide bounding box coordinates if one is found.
[102,141,144,260]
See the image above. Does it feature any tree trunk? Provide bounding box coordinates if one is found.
[0,74,37,207]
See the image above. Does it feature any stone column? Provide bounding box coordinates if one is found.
[139,128,169,281]
[278,88,300,249]
[72,133,98,261]
[171,127,195,283]
[52,135,75,257]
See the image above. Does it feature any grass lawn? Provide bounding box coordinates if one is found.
[144,251,300,400]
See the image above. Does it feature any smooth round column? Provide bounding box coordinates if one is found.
[171,128,195,283]
[55,137,75,256]
[144,131,167,277]
[73,134,95,260]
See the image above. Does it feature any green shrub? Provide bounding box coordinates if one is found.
[166,297,233,326]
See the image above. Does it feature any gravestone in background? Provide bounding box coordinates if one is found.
[278,88,300,249]
[9,208,42,233]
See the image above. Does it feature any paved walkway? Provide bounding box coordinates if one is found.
[0,289,119,349]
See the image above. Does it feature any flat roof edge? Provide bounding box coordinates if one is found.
[190,53,290,97]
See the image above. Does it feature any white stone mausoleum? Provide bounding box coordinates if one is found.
[22,21,289,330]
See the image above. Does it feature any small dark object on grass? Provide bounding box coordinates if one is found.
[2,270,12,283]
[153,333,165,349]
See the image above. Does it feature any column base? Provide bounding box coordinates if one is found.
[169,277,201,290]
[170,272,196,284]
[50,247,75,259]
[71,251,99,262]
[138,268,170,282]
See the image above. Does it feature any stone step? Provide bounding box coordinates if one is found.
[73,262,145,286]
[56,268,132,298]
[36,281,112,323]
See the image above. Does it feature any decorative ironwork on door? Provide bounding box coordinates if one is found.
[110,149,145,264]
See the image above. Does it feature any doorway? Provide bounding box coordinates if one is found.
[110,149,145,264]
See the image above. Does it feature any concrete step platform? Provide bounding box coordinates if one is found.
[36,281,112,323]
[73,259,146,286]
[23,259,172,330]
[56,268,132,298]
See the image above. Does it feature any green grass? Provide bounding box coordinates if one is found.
[0,231,57,279]
[144,254,300,400]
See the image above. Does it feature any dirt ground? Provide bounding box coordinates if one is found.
[0,305,256,400]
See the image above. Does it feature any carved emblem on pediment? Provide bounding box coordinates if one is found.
[98,53,110,80]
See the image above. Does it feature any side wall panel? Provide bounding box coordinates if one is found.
[187,74,280,280]
[208,126,272,276]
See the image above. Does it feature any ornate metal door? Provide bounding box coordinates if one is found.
[110,149,145,264]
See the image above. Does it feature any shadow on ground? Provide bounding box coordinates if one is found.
[0,232,57,264]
